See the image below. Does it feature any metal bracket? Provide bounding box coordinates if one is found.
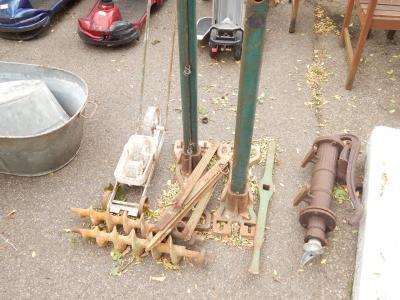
[174,140,212,186]
[212,203,257,239]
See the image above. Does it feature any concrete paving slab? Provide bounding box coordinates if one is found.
[1,0,400,299]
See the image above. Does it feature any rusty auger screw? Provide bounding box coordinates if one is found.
[71,226,205,265]
[293,134,361,266]
[70,207,154,235]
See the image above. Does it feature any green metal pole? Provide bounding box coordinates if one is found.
[231,0,268,194]
[177,0,198,155]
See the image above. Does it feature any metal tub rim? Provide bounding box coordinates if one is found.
[0,61,88,140]
[0,61,89,176]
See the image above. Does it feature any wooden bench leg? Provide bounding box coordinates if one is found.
[346,24,370,90]
[340,0,355,46]
[289,0,300,33]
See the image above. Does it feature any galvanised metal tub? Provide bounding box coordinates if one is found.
[0,61,88,176]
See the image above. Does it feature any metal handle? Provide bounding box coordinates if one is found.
[80,100,98,119]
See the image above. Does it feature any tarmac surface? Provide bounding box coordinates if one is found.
[1,0,400,299]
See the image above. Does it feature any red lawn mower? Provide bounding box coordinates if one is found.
[78,0,163,47]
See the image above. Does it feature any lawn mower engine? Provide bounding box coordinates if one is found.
[78,0,139,47]
[78,0,164,47]
[209,25,243,60]
[197,0,244,60]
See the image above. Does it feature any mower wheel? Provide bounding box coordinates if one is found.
[209,28,218,59]
[233,45,242,61]
[209,45,218,59]
[233,30,243,60]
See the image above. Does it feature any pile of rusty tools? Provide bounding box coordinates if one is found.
[69,0,274,271]
[70,143,229,265]
[148,143,226,249]
[293,134,362,266]
[70,205,207,264]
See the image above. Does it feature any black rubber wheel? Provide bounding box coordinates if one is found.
[233,45,242,61]
[209,44,218,59]
[0,26,47,41]
[209,28,218,59]
[233,30,243,60]
[235,30,243,41]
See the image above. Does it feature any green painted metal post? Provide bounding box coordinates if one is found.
[231,0,268,194]
[177,0,198,155]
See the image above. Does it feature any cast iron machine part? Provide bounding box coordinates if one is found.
[293,134,362,266]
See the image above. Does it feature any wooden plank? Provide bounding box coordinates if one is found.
[360,4,400,17]
[360,0,400,6]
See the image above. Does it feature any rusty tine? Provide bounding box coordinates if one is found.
[147,231,162,260]
[139,214,151,237]
[168,236,181,265]
[129,230,146,256]
[122,211,135,233]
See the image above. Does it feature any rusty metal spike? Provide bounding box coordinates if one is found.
[71,227,108,247]
[71,227,96,239]
[140,214,150,237]
[195,249,206,265]
[104,210,116,232]
[122,211,135,234]
[150,246,162,260]
[110,227,127,252]
[70,207,102,225]
[70,207,90,218]
[129,230,145,256]
[168,235,182,265]
[146,231,161,260]
[95,228,109,247]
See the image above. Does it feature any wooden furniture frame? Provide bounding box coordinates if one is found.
[289,0,301,33]
[341,0,400,90]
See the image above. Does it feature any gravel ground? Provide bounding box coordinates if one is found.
[1,0,400,299]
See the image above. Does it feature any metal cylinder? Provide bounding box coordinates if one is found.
[299,141,340,245]
[177,0,198,155]
[230,0,268,193]
[310,143,338,208]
